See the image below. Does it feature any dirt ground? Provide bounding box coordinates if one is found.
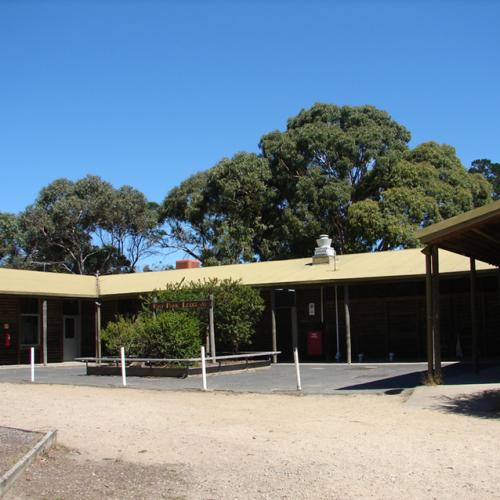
[6,445,187,500]
[1,382,499,499]
[0,427,41,476]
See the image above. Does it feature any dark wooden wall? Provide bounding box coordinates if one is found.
[0,296,97,364]
[2,273,499,364]
[253,275,500,362]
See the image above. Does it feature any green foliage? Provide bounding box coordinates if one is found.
[349,142,492,250]
[162,104,493,260]
[102,278,264,356]
[469,158,500,200]
[161,152,272,263]
[100,315,143,355]
[137,312,201,358]
[2,104,495,272]
[16,175,162,274]
[101,311,201,359]
[148,278,265,352]
[0,213,24,266]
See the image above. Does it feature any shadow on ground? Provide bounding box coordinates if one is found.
[433,390,500,419]
[337,370,424,391]
[337,362,500,391]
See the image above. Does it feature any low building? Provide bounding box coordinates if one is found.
[0,243,498,365]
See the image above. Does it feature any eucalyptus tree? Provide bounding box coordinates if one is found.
[161,152,273,264]
[160,103,493,262]
[469,158,500,200]
[19,175,161,274]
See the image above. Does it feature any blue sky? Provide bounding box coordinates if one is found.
[1,0,499,218]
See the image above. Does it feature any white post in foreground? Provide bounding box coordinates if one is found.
[293,347,302,391]
[30,347,35,383]
[201,346,207,391]
[120,347,127,387]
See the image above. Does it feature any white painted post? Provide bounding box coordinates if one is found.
[30,347,35,382]
[201,346,207,391]
[293,347,302,391]
[120,347,127,387]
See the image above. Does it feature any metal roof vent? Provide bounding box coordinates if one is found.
[312,234,336,266]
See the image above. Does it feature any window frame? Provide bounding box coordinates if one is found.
[19,313,40,347]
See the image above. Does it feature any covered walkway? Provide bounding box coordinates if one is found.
[417,200,500,382]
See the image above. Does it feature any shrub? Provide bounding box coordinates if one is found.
[102,311,201,359]
[101,315,142,356]
[139,311,201,359]
[147,278,265,352]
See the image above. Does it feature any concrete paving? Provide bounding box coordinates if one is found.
[0,361,498,396]
[0,361,451,394]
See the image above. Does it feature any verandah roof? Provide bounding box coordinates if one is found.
[416,200,500,266]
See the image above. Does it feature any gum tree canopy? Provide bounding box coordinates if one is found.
[161,103,491,262]
[8,175,162,274]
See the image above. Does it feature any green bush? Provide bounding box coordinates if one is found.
[146,278,265,352]
[102,311,201,359]
[101,315,142,355]
[139,311,200,358]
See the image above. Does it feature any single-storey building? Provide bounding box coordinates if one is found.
[1,230,499,366]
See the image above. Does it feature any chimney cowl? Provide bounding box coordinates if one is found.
[312,234,336,265]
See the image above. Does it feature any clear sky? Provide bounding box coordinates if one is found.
[1,0,499,215]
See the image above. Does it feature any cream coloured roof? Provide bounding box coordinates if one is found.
[0,248,494,298]
[98,248,494,297]
[0,268,97,298]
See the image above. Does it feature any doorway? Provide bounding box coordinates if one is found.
[63,300,81,361]
[274,289,298,361]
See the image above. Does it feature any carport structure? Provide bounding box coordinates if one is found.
[417,200,500,383]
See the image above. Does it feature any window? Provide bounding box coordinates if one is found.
[20,315,39,345]
[64,317,75,339]
[20,298,39,346]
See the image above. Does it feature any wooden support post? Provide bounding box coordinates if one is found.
[95,302,102,364]
[425,250,434,380]
[320,286,324,323]
[431,247,441,382]
[344,285,351,365]
[470,258,479,373]
[335,285,340,360]
[42,299,48,366]
[270,290,277,364]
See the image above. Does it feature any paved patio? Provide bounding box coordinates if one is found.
[1,361,497,394]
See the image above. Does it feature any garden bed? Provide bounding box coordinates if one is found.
[86,358,271,378]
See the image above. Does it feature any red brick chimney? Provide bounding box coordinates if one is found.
[175,259,201,270]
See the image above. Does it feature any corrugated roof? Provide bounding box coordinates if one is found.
[98,248,494,297]
[0,248,494,298]
[0,268,97,298]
